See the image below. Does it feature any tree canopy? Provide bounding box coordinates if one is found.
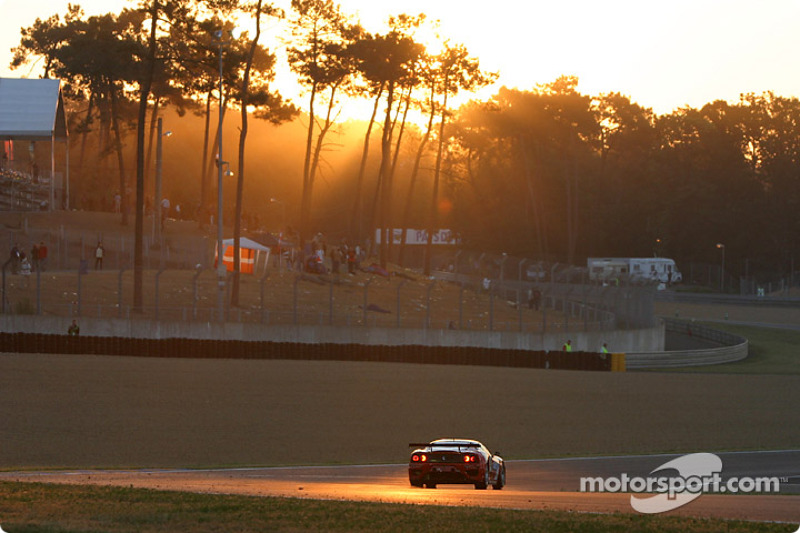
[9,1,800,288]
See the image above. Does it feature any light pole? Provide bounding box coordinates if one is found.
[270,198,285,270]
[716,243,725,292]
[269,197,285,231]
[154,117,172,245]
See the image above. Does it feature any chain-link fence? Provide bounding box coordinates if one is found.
[1,260,658,335]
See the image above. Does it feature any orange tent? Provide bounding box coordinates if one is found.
[215,237,271,274]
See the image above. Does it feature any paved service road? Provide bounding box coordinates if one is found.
[4,451,799,524]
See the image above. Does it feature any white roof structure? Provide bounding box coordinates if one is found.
[222,237,272,252]
[0,78,68,141]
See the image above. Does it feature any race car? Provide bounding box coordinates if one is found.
[408,438,505,489]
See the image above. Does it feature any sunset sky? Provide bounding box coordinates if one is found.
[2,0,800,116]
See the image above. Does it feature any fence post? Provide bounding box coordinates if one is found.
[396,279,407,328]
[518,258,528,283]
[36,268,42,315]
[541,289,547,334]
[489,289,495,331]
[1,258,10,314]
[362,277,373,326]
[329,280,334,326]
[155,268,166,321]
[76,266,84,317]
[192,267,203,320]
[118,268,126,318]
[583,285,588,332]
[293,275,300,325]
[259,271,269,324]
[425,280,435,329]
[459,283,465,329]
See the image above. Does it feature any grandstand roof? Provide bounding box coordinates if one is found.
[0,78,68,141]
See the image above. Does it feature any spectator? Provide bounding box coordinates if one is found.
[330,246,341,274]
[19,257,31,287]
[30,243,39,272]
[38,241,48,271]
[68,319,80,336]
[10,243,22,274]
[160,197,170,229]
[94,242,104,270]
[562,339,572,352]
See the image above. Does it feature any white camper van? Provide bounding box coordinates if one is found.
[588,257,682,286]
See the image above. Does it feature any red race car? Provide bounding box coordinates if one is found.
[408,438,506,490]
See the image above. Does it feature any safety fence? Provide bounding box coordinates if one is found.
[0,331,626,371]
[1,268,621,335]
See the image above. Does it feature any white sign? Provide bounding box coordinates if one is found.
[374,229,460,246]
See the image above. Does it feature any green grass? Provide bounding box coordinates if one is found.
[0,482,789,533]
[662,323,800,375]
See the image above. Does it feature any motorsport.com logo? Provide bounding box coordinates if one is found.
[579,452,781,514]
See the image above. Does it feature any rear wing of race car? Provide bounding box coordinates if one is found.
[408,442,481,449]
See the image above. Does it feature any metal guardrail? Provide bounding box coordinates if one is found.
[656,290,800,307]
[626,318,748,369]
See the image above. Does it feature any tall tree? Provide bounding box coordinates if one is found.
[10,5,83,77]
[288,0,357,242]
[230,1,297,306]
[423,42,495,274]
[351,28,424,266]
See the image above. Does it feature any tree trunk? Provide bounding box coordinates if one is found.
[424,78,449,276]
[77,92,94,183]
[134,0,158,312]
[232,0,262,307]
[351,83,383,243]
[299,81,318,243]
[519,136,545,258]
[144,97,160,202]
[200,88,212,212]
[108,84,128,227]
[377,80,395,268]
[398,86,436,266]
[386,84,412,263]
[303,83,338,241]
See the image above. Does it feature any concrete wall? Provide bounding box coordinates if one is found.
[0,314,665,353]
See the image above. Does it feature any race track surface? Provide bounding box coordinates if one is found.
[4,450,798,524]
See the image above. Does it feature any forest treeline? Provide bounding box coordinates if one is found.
[9,0,799,289]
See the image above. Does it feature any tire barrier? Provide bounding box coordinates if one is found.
[0,332,620,371]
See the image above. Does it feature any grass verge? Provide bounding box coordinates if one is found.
[0,482,789,533]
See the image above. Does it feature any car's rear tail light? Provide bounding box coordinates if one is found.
[463,454,477,463]
[412,454,428,462]
[412,454,420,462]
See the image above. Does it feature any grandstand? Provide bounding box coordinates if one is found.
[0,77,69,211]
